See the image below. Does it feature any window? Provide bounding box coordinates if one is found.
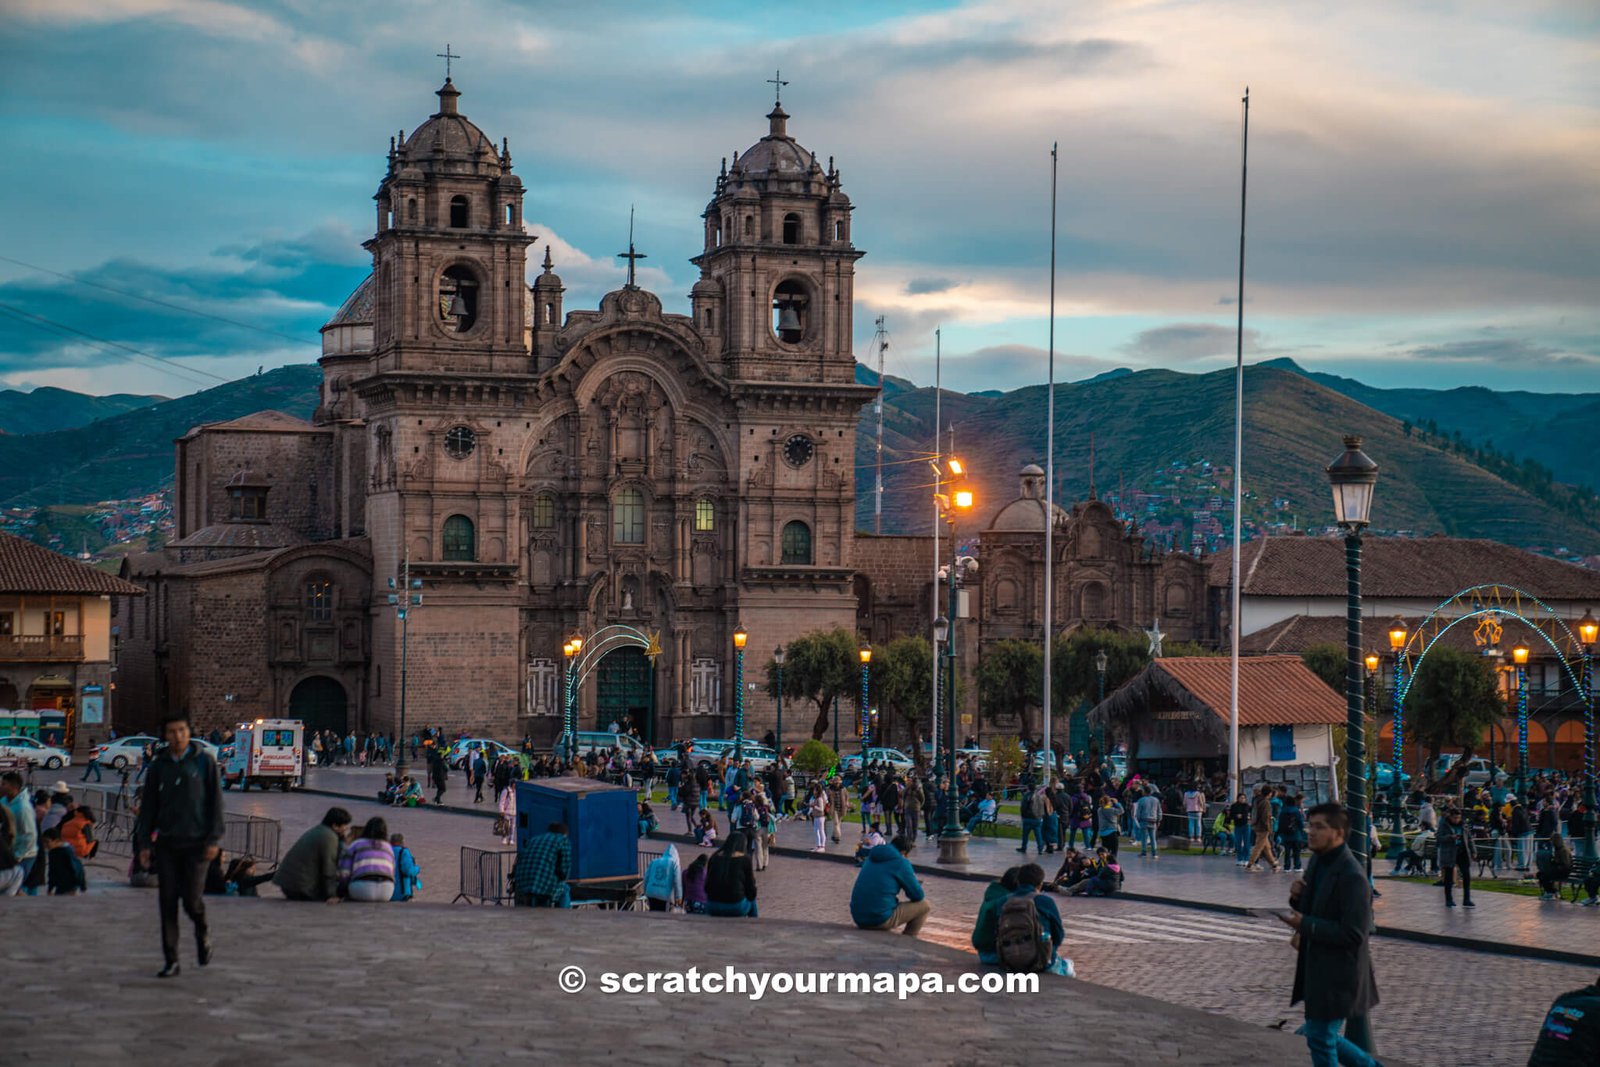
[1269,725,1297,762]
[439,265,480,332]
[407,198,417,222]
[695,498,715,532]
[0,613,12,636]
[782,212,800,244]
[544,302,555,325]
[504,204,515,226]
[50,611,64,636]
[743,216,753,237]
[772,279,809,344]
[612,489,645,544]
[781,520,812,565]
[442,515,476,561]
[305,578,333,622]
[227,488,267,521]
[532,493,555,529]
[449,195,470,228]
[834,219,846,241]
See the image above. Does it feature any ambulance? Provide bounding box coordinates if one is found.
[221,718,305,791]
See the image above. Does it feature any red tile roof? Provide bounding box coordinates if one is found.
[0,533,144,596]
[1209,536,1600,600]
[1154,655,1345,726]
[1242,613,1572,659]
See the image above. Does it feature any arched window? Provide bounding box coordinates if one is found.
[780,521,812,565]
[782,212,800,244]
[449,195,470,228]
[440,265,479,332]
[442,515,476,561]
[407,198,417,222]
[304,577,334,622]
[772,279,809,344]
[504,203,515,226]
[1080,581,1108,619]
[532,493,555,529]
[694,498,716,532]
[543,301,555,325]
[612,489,645,544]
[834,219,846,241]
[743,216,753,237]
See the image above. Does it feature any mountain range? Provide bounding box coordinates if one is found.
[1,360,1597,555]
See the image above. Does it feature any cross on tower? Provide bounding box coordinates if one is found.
[615,205,647,289]
[767,69,789,104]
[436,44,460,80]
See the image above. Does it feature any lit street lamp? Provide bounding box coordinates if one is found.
[1327,434,1378,865]
[733,624,748,760]
[1512,642,1530,797]
[858,642,872,758]
[1578,608,1597,856]
[1387,618,1408,835]
[561,636,581,761]
[774,645,786,758]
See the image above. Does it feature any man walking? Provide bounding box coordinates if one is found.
[79,744,103,783]
[134,712,226,978]
[1246,785,1280,872]
[1280,802,1383,1067]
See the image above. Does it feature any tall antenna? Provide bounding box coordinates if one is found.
[1043,142,1058,773]
[872,316,889,535]
[931,328,943,759]
[1228,88,1251,794]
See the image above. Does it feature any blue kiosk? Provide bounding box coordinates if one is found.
[514,777,636,882]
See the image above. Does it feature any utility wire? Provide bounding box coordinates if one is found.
[0,302,233,388]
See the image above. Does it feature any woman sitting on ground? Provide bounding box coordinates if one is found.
[638,799,659,839]
[704,831,759,918]
[338,816,397,902]
[395,776,423,807]
[681,853,711,914]
[694,809,717,848]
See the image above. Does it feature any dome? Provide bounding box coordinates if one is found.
[325,274,375,328]
[726,104,830,193]
[988,463,1068,532]
[393,80,503,176]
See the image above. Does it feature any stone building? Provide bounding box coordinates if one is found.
[118,79,872,742]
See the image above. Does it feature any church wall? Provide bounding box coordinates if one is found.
[187,427,337,541]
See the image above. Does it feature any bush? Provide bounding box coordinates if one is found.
[792,739,838,777]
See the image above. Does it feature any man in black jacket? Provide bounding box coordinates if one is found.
[134,711,226,978]
[1280,801,1384,1067]
[1528,975,1600,1066]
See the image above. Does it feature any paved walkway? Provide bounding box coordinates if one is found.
[3,893,1327,1066]
[300,766,1600,967]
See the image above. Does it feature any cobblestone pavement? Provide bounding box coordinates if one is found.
[295,768,1600,965]
[2,893,1319,1067]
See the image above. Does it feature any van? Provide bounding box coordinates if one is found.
[222,719,305,791]
[574,731,647,757]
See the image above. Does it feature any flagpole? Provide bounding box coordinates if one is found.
[1043,142,1058,778]
[1229,88,1250,794]
[931,328,942,765]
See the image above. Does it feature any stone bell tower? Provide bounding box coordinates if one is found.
[366,78,534,377]
[689,95,862,384]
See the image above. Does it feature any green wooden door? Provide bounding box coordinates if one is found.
[596,646,653,743]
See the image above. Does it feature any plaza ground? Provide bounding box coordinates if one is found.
[9,771,1589,1066]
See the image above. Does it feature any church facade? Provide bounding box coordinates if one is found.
[117,78,873,743]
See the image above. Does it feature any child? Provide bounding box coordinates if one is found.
[637,799,658,839]
[694,809,717,847]
[42,826,86,896]
[391,833,422,901]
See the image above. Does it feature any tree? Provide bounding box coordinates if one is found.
[1404,646,1502,776]
[1300,643,1347,695]
[761,627,860,741]
[875,635,933,772]
[1051,628,1149,712]
[987,734,1024,794]
[974,639,1042,729]
[791,738,837,778]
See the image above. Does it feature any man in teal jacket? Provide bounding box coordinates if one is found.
[850,835,931,937]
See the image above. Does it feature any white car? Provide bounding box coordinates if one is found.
[840,747,916,774]
[675,739,777,773]
[0,735,72,770]
[572,731,647,757]
[91,735,158,771]
[446,738,517,770]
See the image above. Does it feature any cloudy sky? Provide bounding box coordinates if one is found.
[0,0,1596,397]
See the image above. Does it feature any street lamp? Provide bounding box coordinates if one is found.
[1578,608,1597,856]
[858,642,872,757]
[774,645,786,758]
[1094,648,1109,761]
[561,638,579,761]
[386,559,423,780]
[733,624,748,759]
[1327,434,1378,865]
[935,481,976,864]
[1387,617,1408,835]
[1512,642,1530,797]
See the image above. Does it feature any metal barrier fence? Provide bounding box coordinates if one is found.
[456,846,665,905]
[82,788,282,864]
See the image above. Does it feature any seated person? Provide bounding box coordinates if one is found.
[274,807,352,902]
[971,867,1022,964]
[376,773,398,804]
[965,796,997,834]
[682,854,711,914]
[850,835,930,938]
[703,832,758,918]
[397,776,423,807]
[637,800,659,839]
[1065,847,1122,897]
[991,863,1071,975]
[42,826,87,896]
[853,823,886,865]
[1049,848,1087,892]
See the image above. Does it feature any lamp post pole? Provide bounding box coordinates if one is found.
[774,645,786,759]
[1094,649,1108,760]
[386,557,422,782]
[858,644,872,759]
[733,624,748,761]
[1388,619,1407,837]
[1327,435,1378,866]
[1513,644,1529,798]
[1578,609,1597,857]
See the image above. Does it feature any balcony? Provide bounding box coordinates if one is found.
[0,634,85,662]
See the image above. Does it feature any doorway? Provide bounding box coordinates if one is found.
[288,675,349,734]
[595,646,653,743]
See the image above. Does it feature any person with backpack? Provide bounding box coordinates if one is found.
[390,834,421,901]
[1527,974,1600,1066]
[993,863,1071,976]
[970,866,1021,965]
[1278,794,1308,873]
[1133,786,1162,859]
[642,843,683,912]
[1017,786,1045,855]
[850,834,930,937]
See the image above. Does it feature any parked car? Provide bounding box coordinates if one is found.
[1456,757,1506,789]
[0,735,72,769]
[1372,761,1411,790]
[839,747,915,774]
[573,731,648,757]
[93,735,159,771]
[668,738,777,772]
[445,738,517,770]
